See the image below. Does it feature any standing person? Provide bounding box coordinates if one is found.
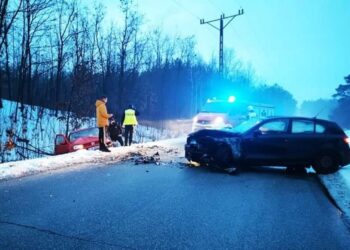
[121,104,139,146]
[96,96,113,152]
[247,105,257,120]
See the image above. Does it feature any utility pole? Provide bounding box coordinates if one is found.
[200,9,244,74]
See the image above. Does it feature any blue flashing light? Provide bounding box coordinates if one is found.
[228,96,236,103]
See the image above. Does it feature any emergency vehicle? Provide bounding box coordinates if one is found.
[192,96,275,132]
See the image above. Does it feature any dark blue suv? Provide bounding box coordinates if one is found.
[185,117,350,174]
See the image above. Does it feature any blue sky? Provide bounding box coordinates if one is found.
[101,0,350,104]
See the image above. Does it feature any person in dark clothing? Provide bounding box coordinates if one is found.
[121,104,139,146]
[108,118,124,146]
[124,125,134,146]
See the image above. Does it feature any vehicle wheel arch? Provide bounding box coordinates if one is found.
[213,142,234,168]
[312,149,340,174]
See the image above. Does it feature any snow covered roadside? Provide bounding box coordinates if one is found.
[318,130,350,226]
[0,137,186,181]
[318,168,350,227]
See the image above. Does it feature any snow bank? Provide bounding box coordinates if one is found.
[342,130,350,191]
[0,147,126,180]
[0,137,186,181]
[318,129,350,226]
[318,168,350,227]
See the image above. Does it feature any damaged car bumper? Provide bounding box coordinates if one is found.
[185,133,242,166]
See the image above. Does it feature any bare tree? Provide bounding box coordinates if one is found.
[17,0,53,108]
[92,3,106,94]
[53,0,76,115]
[0,0,22,108]
[116,0,141,109]
[63,7,96,136]
[105,25,117,77]
[0,0,22,51]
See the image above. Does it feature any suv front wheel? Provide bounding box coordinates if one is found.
[214,144,233,169]
[313,152,339,174]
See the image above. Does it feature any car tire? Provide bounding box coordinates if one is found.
[214,144,233,170]
[313,153,339,174]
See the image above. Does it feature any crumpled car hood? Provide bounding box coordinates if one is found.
[190,129,241,138]
[188,129,242,159]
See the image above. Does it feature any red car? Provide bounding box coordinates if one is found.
[54,127,111,155]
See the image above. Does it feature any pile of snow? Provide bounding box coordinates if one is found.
[319,169,350,227]
[0,138,186,181]
[318,129,350,226]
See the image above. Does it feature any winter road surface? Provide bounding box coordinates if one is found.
[1,159,350,249]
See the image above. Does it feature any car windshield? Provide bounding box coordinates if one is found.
[229,119,260,133]
[69,128,99,141]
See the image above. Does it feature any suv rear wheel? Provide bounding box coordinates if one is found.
[313,153,339,174]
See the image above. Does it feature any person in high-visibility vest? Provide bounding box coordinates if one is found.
[96,95,113,152]
[121,104,139,146]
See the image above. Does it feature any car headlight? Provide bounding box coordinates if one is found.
[73,144,84,150]
[213,117,225,125]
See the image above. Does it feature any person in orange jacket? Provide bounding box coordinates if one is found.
[96,95,113,152]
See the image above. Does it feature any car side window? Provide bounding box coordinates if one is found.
[315,124,326,133]
[55,135,66,145]
[292,120,314,134]
[258,120,288,134]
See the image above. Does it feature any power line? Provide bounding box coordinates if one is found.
[206,0,224,14]
[200,9,244,74]
[170,0,201,21]
[204,1,244,46]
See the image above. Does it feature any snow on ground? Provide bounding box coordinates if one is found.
[0,137,186,181]
[319,129,350,226]
[319,168,350,227]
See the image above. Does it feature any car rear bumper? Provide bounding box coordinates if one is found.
[340,148,350,166]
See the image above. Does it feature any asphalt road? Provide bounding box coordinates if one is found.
[1,162,350,249]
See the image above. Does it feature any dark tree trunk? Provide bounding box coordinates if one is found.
[5,29,11,99]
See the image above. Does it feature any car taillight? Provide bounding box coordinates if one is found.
[344,137,350,144]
